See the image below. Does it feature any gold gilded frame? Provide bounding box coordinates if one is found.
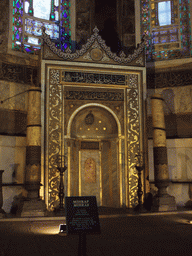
[41,60,146,210]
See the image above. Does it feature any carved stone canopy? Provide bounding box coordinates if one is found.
[42,27,146,67]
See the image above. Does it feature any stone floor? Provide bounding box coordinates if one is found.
[1,208,192,256]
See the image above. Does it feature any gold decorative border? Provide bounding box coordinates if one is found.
[45,64,144,210]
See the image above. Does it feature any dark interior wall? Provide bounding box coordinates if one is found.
[76,0,135,53]
[0,0,9,54]
[95,0,116,31]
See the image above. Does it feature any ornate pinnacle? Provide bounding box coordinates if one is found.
[93,26,99,35]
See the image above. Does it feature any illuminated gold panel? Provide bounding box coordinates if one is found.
[45,65,144,210]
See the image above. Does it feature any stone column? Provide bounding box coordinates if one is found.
[21,86,46,217]
[151,94,176,211]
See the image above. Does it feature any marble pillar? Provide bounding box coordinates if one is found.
[21,86,46,217]
[151,94,176,211]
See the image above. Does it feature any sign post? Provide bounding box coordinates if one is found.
[65,196,100,256]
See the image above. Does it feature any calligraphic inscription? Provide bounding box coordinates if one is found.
[62,71,126,85]
[147,70,192,89]
[65,196,100,234]
[64,90,124,101]
[1,62,37,85]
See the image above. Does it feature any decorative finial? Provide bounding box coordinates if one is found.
[65,47,72,53]
[93,27,99,35]
[119,51,126,58]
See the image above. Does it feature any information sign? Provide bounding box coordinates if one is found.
[65,196,100,234]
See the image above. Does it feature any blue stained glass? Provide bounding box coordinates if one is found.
[25,48,31,52]
[13,0,71,54]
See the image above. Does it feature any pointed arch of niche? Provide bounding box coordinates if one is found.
[67,103,121,207]
[67,103,121,138]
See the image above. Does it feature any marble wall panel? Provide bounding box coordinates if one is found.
[0,136,26,184]
[0,146,15,183]
[70,142,79,196]
[0,81,10,109]
[147,85,192,115]
[2,186,27,213]
[175,86,192,113]
[81,150,100,205]
[0,135,27,213]
[102,141,110,207]
[121,139,125,206]
[148,138,192,206]
[186,149,192,180]
[0,80,29,111]
[167,147,177,180]
[167,183,190,207]
[111,139,119,208]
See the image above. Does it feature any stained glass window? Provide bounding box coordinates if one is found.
[12,0,71,54]
[141,0,191,62]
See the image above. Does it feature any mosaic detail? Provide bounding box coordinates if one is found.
[179,0,191,57]
[12,0,71,54]
[141,0,152,61]
[48,69,63,210]
[61,71,126,85]
[42,27,145,65]
[127,85,140,207]
[64,90,124,101]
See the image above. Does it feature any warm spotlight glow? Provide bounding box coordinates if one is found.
[27,221,67,235]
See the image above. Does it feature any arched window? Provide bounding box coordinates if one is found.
[12,0,71,54]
